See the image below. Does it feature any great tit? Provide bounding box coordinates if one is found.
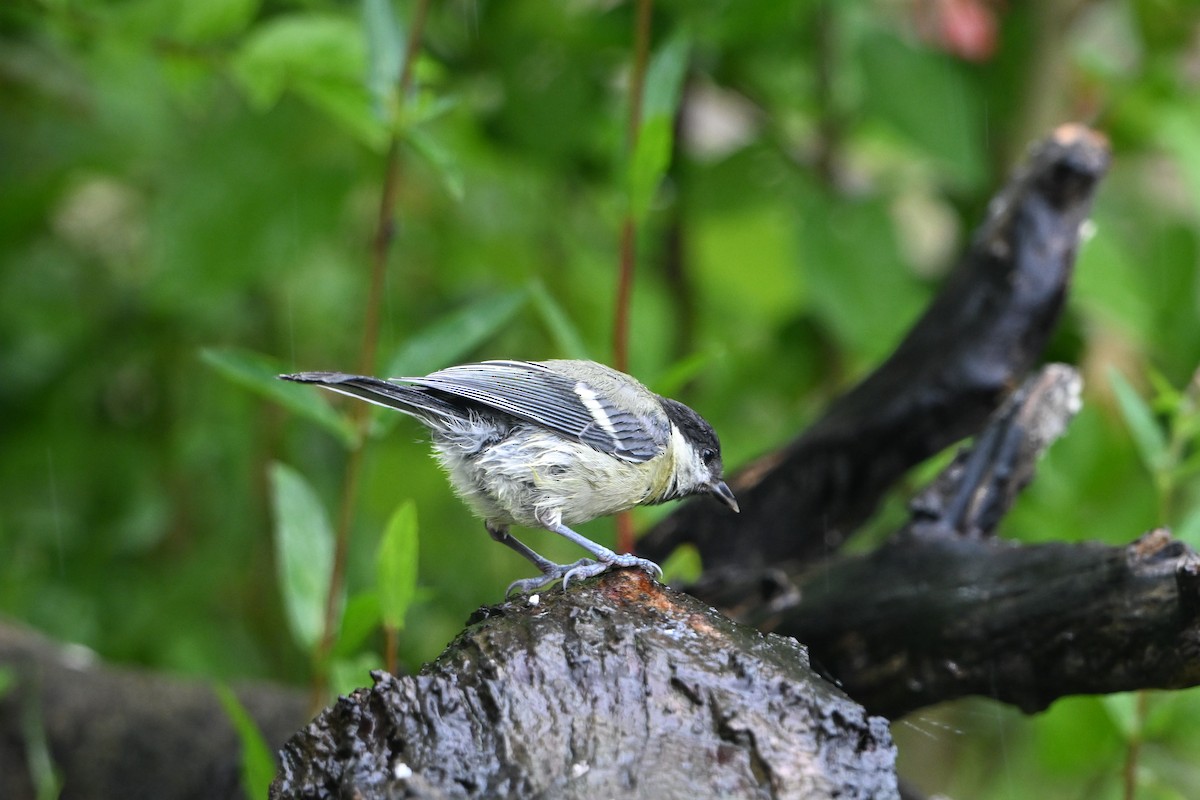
[281,359,738,595]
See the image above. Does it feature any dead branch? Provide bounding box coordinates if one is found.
[640,125,1111,578]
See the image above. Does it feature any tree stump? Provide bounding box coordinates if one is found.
[272,570,898,799]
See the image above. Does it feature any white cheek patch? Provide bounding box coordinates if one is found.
[574,381,620,442]
[670,425,704,480]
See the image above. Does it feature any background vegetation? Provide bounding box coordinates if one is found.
[3,0,1200,797]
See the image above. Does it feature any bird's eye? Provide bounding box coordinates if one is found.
[701,448,716,465]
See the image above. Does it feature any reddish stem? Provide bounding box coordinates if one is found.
[613,0,653,555]
[311,0,431,706]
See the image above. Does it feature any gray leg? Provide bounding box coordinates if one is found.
[540,521,663,589]
[485,522,596,596]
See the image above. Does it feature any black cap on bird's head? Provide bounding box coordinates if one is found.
[658,396,739,513]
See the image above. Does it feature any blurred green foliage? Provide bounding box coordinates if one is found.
[214,684,276,800]
[2,0,1200,796]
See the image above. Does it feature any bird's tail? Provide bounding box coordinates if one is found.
[280,372,460,424]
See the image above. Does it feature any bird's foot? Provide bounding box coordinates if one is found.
[505,558,597,597]
[505,553,664,595]
[562,553,662,590]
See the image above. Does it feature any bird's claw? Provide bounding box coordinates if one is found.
[562,553,663,590]
[505,558,597,597]
[505,554,664,596]
[615,553,663,581]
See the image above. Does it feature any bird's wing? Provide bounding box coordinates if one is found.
[400,360,667,462]
[281,372,462,422]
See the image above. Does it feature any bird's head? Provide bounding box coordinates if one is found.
[658,397,739,513]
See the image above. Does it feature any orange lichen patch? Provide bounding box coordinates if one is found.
[597,571,723,641]
[599,569,673,612]
[685,611,720,639]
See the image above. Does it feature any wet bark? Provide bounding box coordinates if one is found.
[271,571,899,800]
[784,528,1200,719]
[634,126,1200,719]
[733,367,1200,718]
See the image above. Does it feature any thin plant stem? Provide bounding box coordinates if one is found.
[613,0,652,374]
[614,0,653,555]
[812,1,843,187]
[311,0,431,706]
[384,625,399,676]
[1123,689,1149,800]
[613,218,638,381]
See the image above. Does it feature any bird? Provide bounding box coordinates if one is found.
[280,359,738,595]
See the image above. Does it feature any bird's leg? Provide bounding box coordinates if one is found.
[536,518,663,589]
[485,521,562,574]
[485,522,595,596]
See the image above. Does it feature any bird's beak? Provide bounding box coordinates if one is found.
[710,480,739,513]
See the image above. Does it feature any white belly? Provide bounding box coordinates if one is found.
[432,428,667,529]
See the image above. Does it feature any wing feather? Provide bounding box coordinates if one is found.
[398,361,666,461]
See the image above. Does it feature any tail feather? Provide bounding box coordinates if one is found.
[280,372,459,423]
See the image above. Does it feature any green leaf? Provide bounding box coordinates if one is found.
[1176,405,1200,445]
[1176,501,1200,550]
[1174,448,1200,483]
[231,14,361,108]
[330,652,384,698]
[696,201,808,330]
[201,347,358,447]
[793,186,929,366]
[295,80,390,151]
[377,500,419,630]
[642,33,691,118]
[231,13,387,149]
[1146,366,1183,416]
[1100,692,1141,741]
[20,690,62,800]
[408,126,465,201]
[652,351,712,398]
[383,289,527,377]
[214,684,276,800]
[1109,368,1169,476]
[334,590,382,658]
[629,115,672,220]
[1159,104,1200,220]
[528,280,590,360]
[269,462,336,652]
[859,31,986,189]
[362,0,404,124]
[0,666,12,699]
[401,93,458,130]
[173,0,260,43]
[627,32,690,221]
[660,543,702,586]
